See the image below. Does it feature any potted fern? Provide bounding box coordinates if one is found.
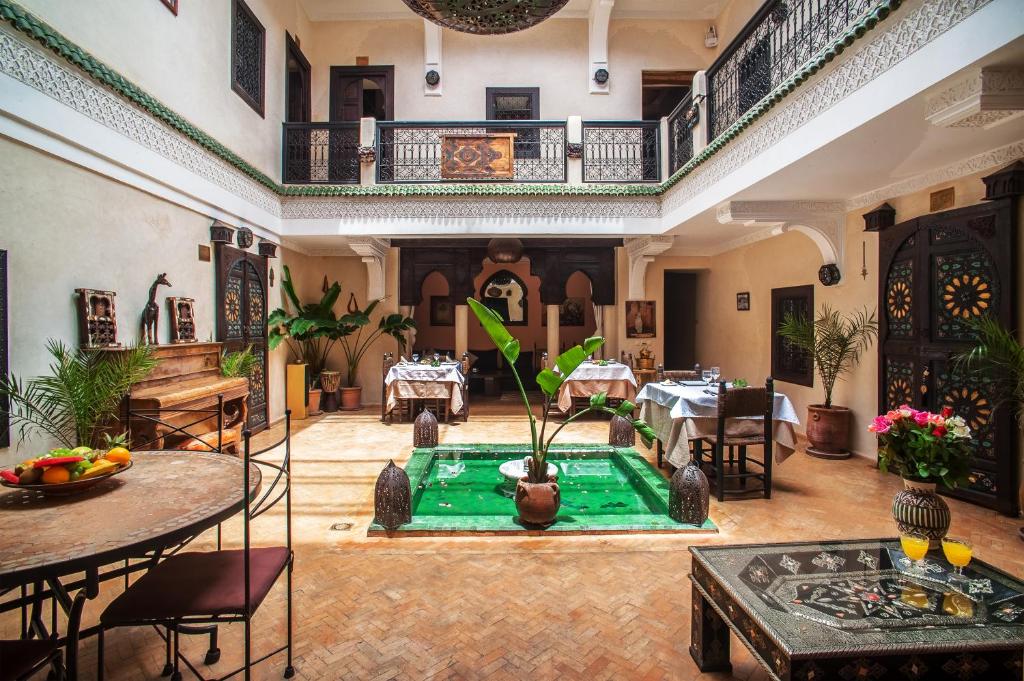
[467,298,656,526]
[777,305,878,459]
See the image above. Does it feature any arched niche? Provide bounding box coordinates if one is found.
[480,269,529,325]
[412,270,455,354]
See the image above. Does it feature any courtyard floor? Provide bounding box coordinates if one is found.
[7,401,1023,680]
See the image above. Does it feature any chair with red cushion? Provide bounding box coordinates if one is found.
[0,639,61,681]
[96,413,295,681]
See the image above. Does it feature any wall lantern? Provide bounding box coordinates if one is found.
[425,69,440,86]
[818,263,841,286]
[704,25,718,48]
[594,68,610,85]
[236,226,254,249]
[487,237,524,264]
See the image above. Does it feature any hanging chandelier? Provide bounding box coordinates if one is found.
[487,237,524,263]
[400,0,570,35]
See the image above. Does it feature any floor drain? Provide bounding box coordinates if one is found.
[330,522,353,532]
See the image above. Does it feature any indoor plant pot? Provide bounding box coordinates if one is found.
[805,404,852,459]
[891,477,951,548]
[514,474,560,527]
[308,388,323,415]
[340,386,362,410]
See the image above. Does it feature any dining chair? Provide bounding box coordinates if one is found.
[0,639,62,681]
[695,379,774,501]
[381,353,395,423]
[96,414,295,681]
[663,364,702,381]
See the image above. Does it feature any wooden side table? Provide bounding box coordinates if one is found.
[634,369,657,387]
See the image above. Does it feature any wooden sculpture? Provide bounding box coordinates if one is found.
[141,273,171,345]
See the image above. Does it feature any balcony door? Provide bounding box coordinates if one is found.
[329,66,394,121]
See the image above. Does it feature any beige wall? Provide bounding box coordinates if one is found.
[18,0,315,179]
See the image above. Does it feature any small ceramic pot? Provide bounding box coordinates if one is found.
[515,476,560,527]
[892,477,951,547]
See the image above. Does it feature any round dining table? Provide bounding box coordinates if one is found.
[0,450,260,675]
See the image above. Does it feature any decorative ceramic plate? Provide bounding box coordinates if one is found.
[1,460,133,497]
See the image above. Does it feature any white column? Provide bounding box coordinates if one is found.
[692,71,709,154]
[567,115,583,185]
[601,305,618,359]
[588,0,614,95]
[546,305,560,359]
[659,115,670,181]
[401,304,416,353]
[455,304,469,360]
[624,236,674,300]
[423,20,442,97]
[349,237,390,302]
[359,117,377,185]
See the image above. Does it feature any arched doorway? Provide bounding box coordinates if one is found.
[557,270,598,353]
[412,271,455,357]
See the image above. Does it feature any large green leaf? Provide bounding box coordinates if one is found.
[267,308,288,328]
[289,318,317,336]
[632,419,657,447]
[583,337,604,356]
[614,399,636,417]
[467,298,519,363]
[318,282,341,316]
[536,368,563,397]
[280,265,302,311]
[589,392,607,409]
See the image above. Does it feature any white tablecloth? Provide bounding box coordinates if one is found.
[556,362,637,413]
[636,382,801,468]
[385,363,465,416]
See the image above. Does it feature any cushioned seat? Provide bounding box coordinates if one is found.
[699,433,766,447]
[0,639,59,681]
[101,548,290,625]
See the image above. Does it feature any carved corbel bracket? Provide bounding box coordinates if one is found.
[624,235,673,299]
[349,237,391,302]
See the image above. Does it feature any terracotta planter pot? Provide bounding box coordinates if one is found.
[307,389,322,416]
[339,386,362,411]
[805,404,851,459]
[892,478,951,548]
[514,476,560,527]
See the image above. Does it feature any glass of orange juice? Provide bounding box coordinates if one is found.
[900,532,930,574]
[941,537,973,581]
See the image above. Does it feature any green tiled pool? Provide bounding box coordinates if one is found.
[368,444,717,535]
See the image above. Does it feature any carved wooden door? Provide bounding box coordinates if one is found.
[216,244,269,433]
[878,198,1018,515]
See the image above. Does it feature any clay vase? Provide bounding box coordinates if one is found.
[892,478,951,548]
[669,461,710,526]
[340,386,362,411]
[515,476,560,527]
[805,404,851,459]
[307,388,323,415]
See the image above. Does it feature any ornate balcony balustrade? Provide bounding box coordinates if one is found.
[666,93,695,177]
[282,122,360,185]
[581,121,661,183]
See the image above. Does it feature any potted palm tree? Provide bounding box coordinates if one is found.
[777,305,878,459]
[335,301,416,410]
[467,298,656,526]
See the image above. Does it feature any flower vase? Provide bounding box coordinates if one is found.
[892,478,951,548]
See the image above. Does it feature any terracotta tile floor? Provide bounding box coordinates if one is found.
[6,402,1023,680]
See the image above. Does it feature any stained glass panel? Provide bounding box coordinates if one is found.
[934,251,997,341]
[884,358,914,412]
[232,0,265,115]
[885,259,913,339]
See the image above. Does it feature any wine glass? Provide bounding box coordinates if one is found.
[941,537,973,582]
[900,532,930,575]
[702,369,713,385]
[710,366,721,383]
[412,352,420,364]
[433,352,440,364]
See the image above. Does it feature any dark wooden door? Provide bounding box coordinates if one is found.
[329,66,394,121]
[878,199,1018,515]
[663,271,696,369]
[285,33,311,123]
[216,244,269,433]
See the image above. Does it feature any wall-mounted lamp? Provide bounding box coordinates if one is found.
[236,225,254,249]
[425,69,440,86]
[818,263,841,286]
[861,242,868,280]
[593,68,609,85]
[704,25,718,48]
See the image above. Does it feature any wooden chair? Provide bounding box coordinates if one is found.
[381,353,403,423]
[663,364,702,381]
[97,414,295,681]
[0,639,62,681]
[694,379,774,501]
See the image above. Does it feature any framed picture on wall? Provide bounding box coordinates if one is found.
[430,296,454,326]
[542,297,586,327]
[737,292,750,311]
[625,300,656,338]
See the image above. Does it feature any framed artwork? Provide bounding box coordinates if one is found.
[736,292,750,311]
[430,296,454,326]
[160,0,178,15]
[542,297,586,327]
[625,300,656,338]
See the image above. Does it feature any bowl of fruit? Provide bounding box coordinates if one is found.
[1,445,132,496]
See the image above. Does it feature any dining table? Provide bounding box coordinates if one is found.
[635,381,801,468]
[385,361,466,420]
[556,361,637,413]
[0,451,259,677]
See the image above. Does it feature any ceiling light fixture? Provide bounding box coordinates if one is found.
[487,237,524,264]
[400,0,569,35]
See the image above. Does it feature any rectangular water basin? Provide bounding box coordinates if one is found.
[368,444,717,536]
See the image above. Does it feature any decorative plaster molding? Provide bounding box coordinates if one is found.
[349,237,391,301]
[588,0,614,95]
[845,139,1024,210]
[926,68,1024,128]
[422,20,442,97]
[717,200,846,266]
[281,196,661,220]
[624,236,673,299]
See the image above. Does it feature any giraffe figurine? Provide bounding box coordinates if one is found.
[141,273,171,345]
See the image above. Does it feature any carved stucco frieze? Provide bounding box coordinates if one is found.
[926,68,1024,129]
[717,200,846,268]
[624,236,673,299]
[348,237,391,302]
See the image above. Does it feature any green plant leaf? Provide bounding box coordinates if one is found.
[583,337,604,356]
[614,400,636,417]
[631,419,657,447]
[536,368,563,397]
[267,308,288,327]
[466,298,519,363]
[589,392,607,409]
[280,265,302,311]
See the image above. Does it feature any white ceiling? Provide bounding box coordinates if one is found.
[297,0,726,23]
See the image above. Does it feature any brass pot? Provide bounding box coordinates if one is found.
[805,404,851,459]
[514,476,560,527]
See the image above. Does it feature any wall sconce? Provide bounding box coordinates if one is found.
[861,241,868,280]
[425,70,440,86]
[593,68,609,85]
[818,263,841,286]
[236,225,254,249]
[704,25,718,48]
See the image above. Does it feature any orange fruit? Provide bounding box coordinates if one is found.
[105,447,131,464]
[42,466,71,484]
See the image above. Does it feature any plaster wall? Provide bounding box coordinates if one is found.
[16,0,315,180]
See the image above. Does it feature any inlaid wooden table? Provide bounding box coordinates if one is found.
[0,451,260,676]
[689,538,1024,681]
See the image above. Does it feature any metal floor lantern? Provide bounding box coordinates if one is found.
[414,408,439,448]
[374,461,412,530]
[400,0,569,35]
[669,461,710,526]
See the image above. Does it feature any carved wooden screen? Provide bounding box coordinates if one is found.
[231,0,265,116]
[771,285,814,387]
[216,244,269,433]
[878,199,1018,515]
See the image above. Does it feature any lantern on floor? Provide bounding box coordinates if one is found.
[400,0,569,35]
[374,461,412,530]
[414,408,439,448]
[608,415,635,447]
[669,461,709,526]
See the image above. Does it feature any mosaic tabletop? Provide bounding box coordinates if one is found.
[690,538,1024,655]
[0,451,260,587]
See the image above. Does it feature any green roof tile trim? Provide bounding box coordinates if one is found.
[0,0,900,201]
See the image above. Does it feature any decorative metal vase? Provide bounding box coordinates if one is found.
[414,409,438,448]
[669,460,710,526]
[892,478,951,547]
[373,461,411,530]
[608,414,636,447]
[319,371,341,413]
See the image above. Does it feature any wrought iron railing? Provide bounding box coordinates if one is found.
[581,121,661,183]
[282,122,360,184]
[376,121,566,183]
[706,0,879,142]
[666,93,695,176]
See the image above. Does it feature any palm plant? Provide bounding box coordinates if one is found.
[0,340,157,448]
[220,344,258,379]
[467,298,656,484]
[955,315,1024,428]
[776,305,878,408]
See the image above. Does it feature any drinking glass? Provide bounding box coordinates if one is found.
[702,370,713,384]
[412,353,420,364]
[710,366,721,383]
[900,532,930,574]
[941,537,973,581]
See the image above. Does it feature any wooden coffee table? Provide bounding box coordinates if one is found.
[689,538,1024,680]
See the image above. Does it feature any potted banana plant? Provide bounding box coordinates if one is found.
[467,299,656,527]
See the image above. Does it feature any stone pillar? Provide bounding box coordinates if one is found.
[401,304,416,353]
[546,304,560,358]
[567,115,583,185]
[455,304,469,360]
[601,304,617,359]
[359,117,377,185]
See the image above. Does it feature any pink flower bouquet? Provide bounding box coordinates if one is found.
[869,405,973,487]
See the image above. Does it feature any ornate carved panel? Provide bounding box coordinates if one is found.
[884,258,914,339]
[933,249,997,341]
[771,285,814,387]
[883,358,915,412]
[231,0,265,116]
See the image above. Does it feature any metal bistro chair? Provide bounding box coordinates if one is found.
[694,379,774,501]
[97,414,295,681]
[0,639,62,681]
